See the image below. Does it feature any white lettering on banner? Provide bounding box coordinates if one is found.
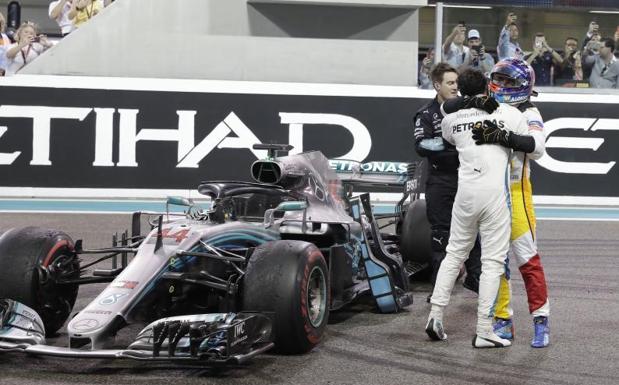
[280,113,371,161]
[0,126,20,164]
[0,106,92,165]
[93,108,115,167]
[117,109,196,167]
[177,112,267,168]
[537,118,616,174]
[2,105,616,175]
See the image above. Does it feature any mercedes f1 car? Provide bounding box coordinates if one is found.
[0,144,431,365]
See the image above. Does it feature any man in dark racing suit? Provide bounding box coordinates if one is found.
[413,63,481,300]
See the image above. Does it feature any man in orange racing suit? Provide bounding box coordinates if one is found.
[441,58,550,348]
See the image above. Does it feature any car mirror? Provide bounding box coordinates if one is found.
[166,196,194,207]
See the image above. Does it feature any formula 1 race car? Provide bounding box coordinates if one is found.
[0,144,431,365]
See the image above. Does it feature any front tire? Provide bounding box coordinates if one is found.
[243,240,329,354]
[0,227,80,336]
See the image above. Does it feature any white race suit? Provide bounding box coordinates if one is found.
[431,104,529,334]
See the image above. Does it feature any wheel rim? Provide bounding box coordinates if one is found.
[38,249,80,333]
[306,266,327,328]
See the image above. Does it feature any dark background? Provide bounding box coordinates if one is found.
[0,86,617,197]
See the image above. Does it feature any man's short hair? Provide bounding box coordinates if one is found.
[507,22,518,29]
[601,37,615,51]
[457,68,487,97]
[430,63,458,85]
[565,37,578,43]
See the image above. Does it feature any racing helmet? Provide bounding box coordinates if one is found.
[488,58,535,105]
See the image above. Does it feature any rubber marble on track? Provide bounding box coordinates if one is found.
[0,213,617,385]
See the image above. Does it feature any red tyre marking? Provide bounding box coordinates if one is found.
[42,239,72,267]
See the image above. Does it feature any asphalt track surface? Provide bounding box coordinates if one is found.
[0,213,617,385]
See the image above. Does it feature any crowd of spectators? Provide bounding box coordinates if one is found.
[420,12,619,89]
[0,0,112,76]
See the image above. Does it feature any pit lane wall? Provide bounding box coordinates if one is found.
[0,75,618,205]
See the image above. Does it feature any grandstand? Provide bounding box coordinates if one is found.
[6,0,427,85]
[2,1,618,87]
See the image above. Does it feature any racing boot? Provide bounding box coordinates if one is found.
[493,317,514,340]
[472,331,511,348]
[531,316,550,348]
[425,305,447,341]
[425,318,447,341]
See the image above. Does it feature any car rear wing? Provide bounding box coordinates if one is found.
[330,159,423,196]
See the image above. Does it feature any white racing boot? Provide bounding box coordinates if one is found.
[426,304,447,341]
[425,305,448,341]
[425,318,448,341]
[472,331,512,348]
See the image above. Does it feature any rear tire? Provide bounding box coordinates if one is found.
[0,227,80,336]
[400,199,432,265]
[243,240,329,354]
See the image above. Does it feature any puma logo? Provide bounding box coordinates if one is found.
[432,237,443,245]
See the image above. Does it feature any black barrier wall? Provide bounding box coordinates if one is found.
[0,84,617,197]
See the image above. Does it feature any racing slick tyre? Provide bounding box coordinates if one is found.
[399,199,432,265]
[0,227,80,336]
[243,240,329,354]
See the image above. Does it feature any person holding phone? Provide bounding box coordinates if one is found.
[48,0,74,36]
[525,33,562,86]
[4,21,53,76]
[584,37,619,88]
[582,21,600,50]
[462,29,495,77]
[498,12,523,61]
[583,31,603,80]
[554,37,584,85]
[443,23,468,69]
[418,48,435,89]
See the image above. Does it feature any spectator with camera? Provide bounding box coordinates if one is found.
[4,22,53,76]
[525,33,562,86]
[582,21,601,50]
[442,23,468,69]
[69,0,103,29]
[49,0,74,36]
[462,29,495,76]
[554,37,583,85]
[498,12,523,61]
[419,48,434,89]
[583,30,603,80]
[584,37,619,88]
[0,12,11,76]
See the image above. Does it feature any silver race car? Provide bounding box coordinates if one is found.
[0,144,430,365]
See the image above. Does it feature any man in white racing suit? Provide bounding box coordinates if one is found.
[425,68,529,348]
[440,58,550,347]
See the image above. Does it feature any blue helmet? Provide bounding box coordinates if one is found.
[488,58,535,105]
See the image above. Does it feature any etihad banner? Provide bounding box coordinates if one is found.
[0,77,618,198]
